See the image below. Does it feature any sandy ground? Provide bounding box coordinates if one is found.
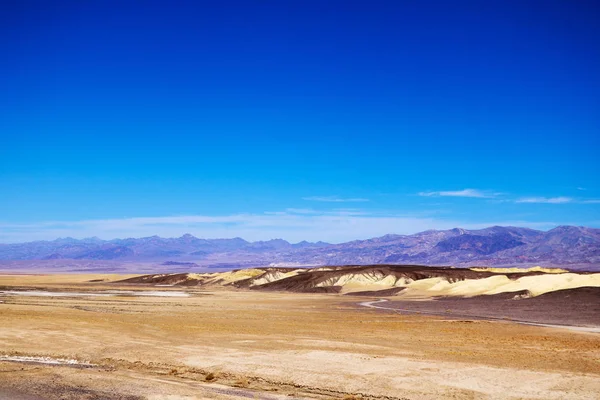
[1,274,599,400]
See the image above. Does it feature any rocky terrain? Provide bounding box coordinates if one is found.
[1,225,599,270]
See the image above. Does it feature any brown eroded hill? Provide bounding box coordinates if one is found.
[119,264,600,299]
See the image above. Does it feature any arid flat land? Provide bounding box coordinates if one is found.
[1,274,599,400]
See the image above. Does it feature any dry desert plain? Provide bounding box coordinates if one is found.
[1,271,600,400]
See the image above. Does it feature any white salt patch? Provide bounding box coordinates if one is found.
[0,290,190,298]
[0,290,111,297]
[0,355,95,366]
[103,290,190,297]
[131,291,190,297]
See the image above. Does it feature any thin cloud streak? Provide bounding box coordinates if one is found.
[516,197,573,204]
[417,190,600,204]
[302,196,370,203]
[418,189,495,198]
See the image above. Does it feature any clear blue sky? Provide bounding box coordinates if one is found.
[1,0,599,243]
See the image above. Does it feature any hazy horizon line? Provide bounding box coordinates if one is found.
[1,222,594,245]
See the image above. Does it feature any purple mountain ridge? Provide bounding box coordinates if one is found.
[0,226,598,270]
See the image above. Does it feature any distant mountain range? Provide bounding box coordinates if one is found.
[1,226,599,269]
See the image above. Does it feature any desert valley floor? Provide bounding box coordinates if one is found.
[0,269,599,400]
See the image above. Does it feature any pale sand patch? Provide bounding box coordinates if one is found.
[282,338,393,351]
[310,267,335,272]
[314,271,412,293]
[470,266,569,274]
[182,346,600,399]
[201,269,267,284]
[251,270,301,286]
[403,273,600,297]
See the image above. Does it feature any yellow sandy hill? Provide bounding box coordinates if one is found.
[126,266,600,299]
[403,273,600,298]
[470,266,569,274]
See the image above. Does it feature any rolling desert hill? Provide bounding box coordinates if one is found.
[119,264,600,299]
[1,225,599,270]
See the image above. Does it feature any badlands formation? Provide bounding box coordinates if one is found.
[122,264,600,299]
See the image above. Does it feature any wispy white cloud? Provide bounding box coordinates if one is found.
[514,196,600,205]
[515,197,573,204]
[417,188,600,205]
[284,208,319,214]
[0,211,560,244]
[577,187,587,191]
[302,196,370,203]
[418,189,496,198]
[266,208,369,216]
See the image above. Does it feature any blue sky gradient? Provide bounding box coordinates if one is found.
[1,0,599,242]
